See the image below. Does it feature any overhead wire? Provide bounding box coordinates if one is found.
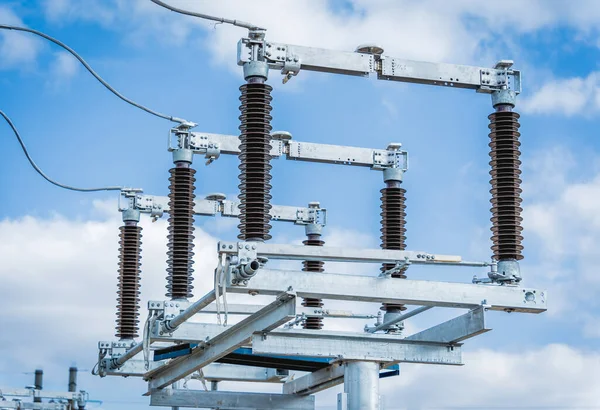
[149,0,265,30]
[0,24,188,124]
[0,109,122,192]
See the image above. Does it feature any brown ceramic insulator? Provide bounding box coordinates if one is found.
[302,236,325,330]
[115,225,142,339]
[488,111,524,261]
[166,167,196,299]
[237,83,273,241]
[380,186,408,312]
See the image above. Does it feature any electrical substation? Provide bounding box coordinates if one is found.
[0,1,547,409]
[0,368,89,410]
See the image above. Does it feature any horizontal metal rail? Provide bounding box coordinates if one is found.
[227,268,547,313]
[219,241,488,267]
[251,330,463,364]
[150,389,315,409]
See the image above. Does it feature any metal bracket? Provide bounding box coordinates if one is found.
[118,191,326,226]
[188,132,409,171]
[238,38,521,93]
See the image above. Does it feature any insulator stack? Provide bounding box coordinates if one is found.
[166,166,196,299]
[301,235,325,330]
[238,83,273,241]
[115,224,142,339]
[488,111,524,261]
[380,185,408,313]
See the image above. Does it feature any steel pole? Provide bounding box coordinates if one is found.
[343,362,380,410]
[68,367,77,410]
[33,370,43,403]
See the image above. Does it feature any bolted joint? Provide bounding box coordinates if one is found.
[492,89,517,109]
[243,61,269,81]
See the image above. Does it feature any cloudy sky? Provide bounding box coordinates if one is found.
[1,0,600,409]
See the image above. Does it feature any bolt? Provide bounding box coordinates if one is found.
[245,245,250,250]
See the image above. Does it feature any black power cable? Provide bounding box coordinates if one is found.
[149,0,265,31]
[0,109,122,192]
[0,24,189,124]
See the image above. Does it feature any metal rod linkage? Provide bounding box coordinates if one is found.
[368,306,433,333]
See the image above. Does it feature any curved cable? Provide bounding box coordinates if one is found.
[0,109,123,192]
[149,0,265,31]
[0,24,188,124]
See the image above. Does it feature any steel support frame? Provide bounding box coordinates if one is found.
[105,360,287,383]
[147,292,297,390]
[150,389,316,410]
[226,268,547,313]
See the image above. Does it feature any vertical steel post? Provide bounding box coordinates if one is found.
[68,367,77,410]
[33,369,43,403]
[341,362,380,410]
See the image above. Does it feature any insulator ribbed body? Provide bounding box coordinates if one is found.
[488,111,524,261]
[238,83,273,241]
[380,186,408,312]
[115,225,142,339]
[302,236,325,330]
[166,166,196,299]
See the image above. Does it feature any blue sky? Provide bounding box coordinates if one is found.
[2,1,600,409]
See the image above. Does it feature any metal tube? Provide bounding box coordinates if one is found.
[344,362,380,410]
[33,370,43,403]
[68,367,78,410]
[368,306,433,333]
[68,367,77,393]
[163,290,217,332]
[115,342,143,366]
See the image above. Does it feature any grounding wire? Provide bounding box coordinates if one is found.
[0,109,122,192]
[149,0,265,31]
[0,24,188,124]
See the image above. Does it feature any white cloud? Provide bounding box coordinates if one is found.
[376,344,600,410]
[521,72,600,117]
[0,6,43,69]
[43,0,117,26]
